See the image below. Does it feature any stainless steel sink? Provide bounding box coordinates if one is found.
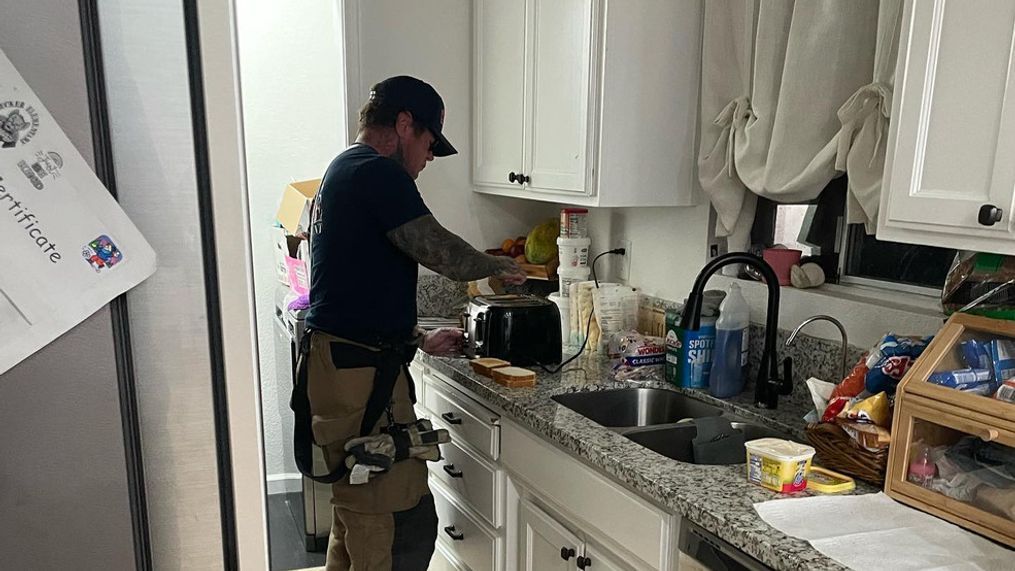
[551,388,723,428]
[624,421,789,465]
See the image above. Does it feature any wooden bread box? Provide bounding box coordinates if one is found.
[886,313,1015,547]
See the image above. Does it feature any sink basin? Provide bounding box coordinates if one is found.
[624,421,790,465]
[551,388,723,428]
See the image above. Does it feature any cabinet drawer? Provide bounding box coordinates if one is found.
[425,374,500,460]
[432,480,500,571]
[409,358,426,407]
[429,436,500,528]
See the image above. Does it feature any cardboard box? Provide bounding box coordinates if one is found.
[276,179,320,234]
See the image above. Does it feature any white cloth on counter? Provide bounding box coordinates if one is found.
[754,493,1012,570]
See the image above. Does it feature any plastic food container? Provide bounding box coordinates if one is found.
[745,438,816,493]
[557,237,591,268]
[560,208,589,238]
[558,266,591,298]
[548,293,571,345]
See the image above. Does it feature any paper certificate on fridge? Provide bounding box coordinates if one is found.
[0,49,156,375]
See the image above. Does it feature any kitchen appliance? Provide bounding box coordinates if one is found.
[274,287,331,551]
[678,517,771,570]
[464,294,562,366]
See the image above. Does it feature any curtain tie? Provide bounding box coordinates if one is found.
[713,96,753,177]
[837,83,893,169]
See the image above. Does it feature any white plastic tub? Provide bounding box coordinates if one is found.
[745,438,816,493]
[557,237,591,268]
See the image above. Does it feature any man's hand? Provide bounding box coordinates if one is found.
[495,257,527,285]
[421,327,465,356]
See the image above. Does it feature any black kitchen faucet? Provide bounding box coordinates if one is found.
[679,253,790,408]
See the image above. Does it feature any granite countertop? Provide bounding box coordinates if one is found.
[415,351,879,571]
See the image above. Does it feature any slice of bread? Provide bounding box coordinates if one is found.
[469,357,511,377]
[491,366,536,388]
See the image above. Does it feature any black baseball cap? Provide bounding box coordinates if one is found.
[369,75,458,157]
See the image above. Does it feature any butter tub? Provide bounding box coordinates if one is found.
[745,438,816,493]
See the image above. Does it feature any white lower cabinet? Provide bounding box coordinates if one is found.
[414,360,675,571]
[518,499,582,571]
[518,499,631,571]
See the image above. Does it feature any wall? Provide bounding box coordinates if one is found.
[586,205,712,299]
[344,0,559,256]
[0,2,136,569]
[98,1,223,568]
[236,0,347,489]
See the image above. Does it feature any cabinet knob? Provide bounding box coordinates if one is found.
[978,204,1003,226]
[577,555,591,569]
[508,171,529,185]
[560,547,575,561]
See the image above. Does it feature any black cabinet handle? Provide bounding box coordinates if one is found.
[560,547,576,561]
[577,555,592,569]
[508,171,529,185]
[979,204,1003,226]
[443,463,464,478]
[441,412,462,425]
[443,525,464,541]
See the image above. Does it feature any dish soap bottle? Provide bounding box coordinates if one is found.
[710,283,749,398]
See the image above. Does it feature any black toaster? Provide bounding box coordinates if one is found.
[463,294,561,366]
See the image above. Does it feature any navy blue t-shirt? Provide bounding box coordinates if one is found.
[306,144,430,343]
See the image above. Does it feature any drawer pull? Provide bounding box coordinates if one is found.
[443,525,464,541]
[441,412,463,425]
[443,463,464,478]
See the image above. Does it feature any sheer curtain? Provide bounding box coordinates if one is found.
[698,0,902,253]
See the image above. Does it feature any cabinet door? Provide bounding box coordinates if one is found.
[524,0,594,195]
[518,499,583,571]
[474,0,526,189]
[879,1,1015,254]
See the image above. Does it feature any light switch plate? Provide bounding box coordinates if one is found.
[617,239,632,283]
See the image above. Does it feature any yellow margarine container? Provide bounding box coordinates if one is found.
[745,438,816,493]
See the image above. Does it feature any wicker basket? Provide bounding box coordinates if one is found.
[806,422,889,486]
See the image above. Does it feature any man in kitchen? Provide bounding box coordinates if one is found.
[296,75,526,571]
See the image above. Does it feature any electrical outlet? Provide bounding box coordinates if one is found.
[617,239,632,283]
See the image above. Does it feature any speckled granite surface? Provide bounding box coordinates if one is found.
[416,350,878,571]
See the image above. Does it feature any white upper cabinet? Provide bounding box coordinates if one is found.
[473,0,702,207]
[879,0,1015,254]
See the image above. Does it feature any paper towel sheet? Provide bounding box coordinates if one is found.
[754,493,1012,570]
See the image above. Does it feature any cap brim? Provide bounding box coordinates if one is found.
[431,130,458,157]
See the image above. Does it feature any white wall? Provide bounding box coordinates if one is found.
[0,2,136,569]
[236,0,347,487]
[586,205,712,298]
[344,0,559,256]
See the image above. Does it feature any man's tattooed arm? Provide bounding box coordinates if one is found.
[388,215,521,281]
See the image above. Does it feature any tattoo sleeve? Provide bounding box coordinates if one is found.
[387,215,508,281]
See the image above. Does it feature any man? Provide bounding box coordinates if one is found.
[299,76,525,571]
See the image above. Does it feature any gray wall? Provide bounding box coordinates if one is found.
[97,1,224,568]
[0,1,136,570]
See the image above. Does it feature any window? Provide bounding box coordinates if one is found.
[749,175,957,293]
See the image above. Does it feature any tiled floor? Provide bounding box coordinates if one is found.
[268,492,326,571]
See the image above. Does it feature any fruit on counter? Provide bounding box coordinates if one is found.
[524,219,559,265]
[514,254,527,264]
[509,243,526,258]
[501,238,515,253]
